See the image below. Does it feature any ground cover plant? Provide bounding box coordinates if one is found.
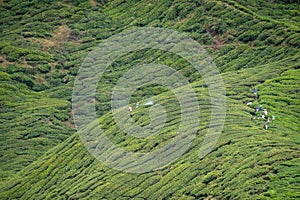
[0,0,299,199]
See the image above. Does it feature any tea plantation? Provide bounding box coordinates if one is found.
[0,0,299,199]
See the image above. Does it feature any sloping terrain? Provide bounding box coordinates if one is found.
[0,74,74,180]
[0,0,299,199]
[1,61,299,199]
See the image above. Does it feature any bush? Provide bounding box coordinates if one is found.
[52,70,66,79]
[4,64,26,74]
[26,52,53,63]
[201,33,213,45]
[1,45,29,62]
[238,30,260,42]
[54,112,69,121]
[38,64,51,73]
[26,54,46,62]
[48,78,63,87]
[0,71,11,81]
[32,83,49,91]
[286,33,300,47]
[11,73,36,88]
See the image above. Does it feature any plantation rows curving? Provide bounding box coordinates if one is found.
[0,0,299,199]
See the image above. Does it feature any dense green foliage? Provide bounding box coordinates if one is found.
[0,0,299,199]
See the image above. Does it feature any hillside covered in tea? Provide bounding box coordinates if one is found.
[0,0,299,199]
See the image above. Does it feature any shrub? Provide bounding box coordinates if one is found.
[38,64,51,73]
[5,64,26,74]
[238,31,260,42]
[52,70,66,79]
[26,52,53,63]
[286,33,300,47]
[201,33,213,45]
[0,71,11,81]
[1,45,29,62]
[54,112,69,121]
[48,78,63,87]
[11,73,36,88]
[32,83,49,91]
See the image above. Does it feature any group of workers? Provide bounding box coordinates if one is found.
[128,100,154,116]
[248,87,275,130]
[128,102,139,115]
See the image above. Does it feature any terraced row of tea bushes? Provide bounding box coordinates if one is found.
[0,71,75,180]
